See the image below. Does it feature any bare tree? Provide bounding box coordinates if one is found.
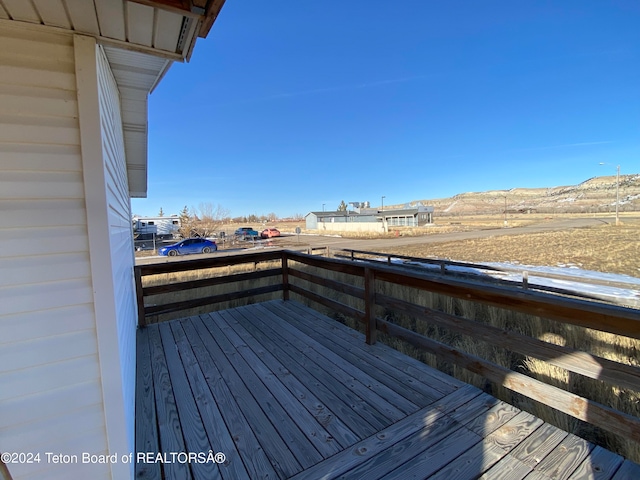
[194,202,231,237]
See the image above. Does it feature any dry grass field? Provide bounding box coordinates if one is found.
[378,220,640,278]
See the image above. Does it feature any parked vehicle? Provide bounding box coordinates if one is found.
[234,227,260,240]
[260,228,281,238]
[158,238,217,256]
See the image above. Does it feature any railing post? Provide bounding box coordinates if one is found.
[351,250,354,261]
[282,252,290,301]
[364,267,376,345]
[134,266,146,327]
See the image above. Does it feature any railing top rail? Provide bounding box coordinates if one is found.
[136,250,283,275]
[288,250,640,339]
[135,248,639,339]
[337,248,504,272]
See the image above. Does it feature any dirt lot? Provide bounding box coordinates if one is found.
[285,214,640,278]
[377,222,640,278]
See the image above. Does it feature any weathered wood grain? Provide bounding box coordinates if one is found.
[428,411,543,479]
[134,327,161,480]
[240,304,402,429]
[262,301,435,410]
[568,445,624,480]
[136,300,640,480]
[291,385,482,480]
[214,309,343,459]
[157,322,220,480]
[200,313,325,470]
[178,318,279,479]
[169,320,252,480]
[283,300,465,393]
[188,315,302,478]
[377,318,640,445]
[478,455,533,480]
[229,307,381,439]
[511,422,569,468]
[534,434,595,480]
[219,308,360,449]
[267,301,445,407]
[147,325,191,479]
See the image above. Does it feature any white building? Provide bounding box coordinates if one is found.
[0,2,224,479]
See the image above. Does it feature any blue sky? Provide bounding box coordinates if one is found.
[132,0,640,219]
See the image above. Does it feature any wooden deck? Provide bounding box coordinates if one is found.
[135,300,640,479]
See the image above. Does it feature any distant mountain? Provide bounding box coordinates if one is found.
[403,175,640,216]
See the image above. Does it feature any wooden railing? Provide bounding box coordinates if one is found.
[135,249,640,449]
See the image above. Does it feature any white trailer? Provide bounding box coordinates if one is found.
[133,216,180,239]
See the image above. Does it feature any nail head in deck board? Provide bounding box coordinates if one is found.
[534,433,596,479]
[201,313,327,468]
[351,420,482,480]
[567,445,624,480]
[147,325,191,479]
[228,309,382,440]
[188,315,303,478]
[178,318,279,479]
[214,309,343,459]
[248,306,408,428]
[282,300,465,393]
[242,307,402,428]
[134,327,161,480]
[218,308,361,449]
[169,321,252,480]
[427,412,544,480]
[290,386,482,480]
[157,322,220,479]
[258,302,427,414]
[266,301,444,407]
[338,391,501,479]
[510,422,569,468]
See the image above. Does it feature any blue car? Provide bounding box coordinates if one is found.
[158,238,217,256]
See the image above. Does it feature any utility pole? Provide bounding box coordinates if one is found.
[599,163,621,226]
[504,195,507,227]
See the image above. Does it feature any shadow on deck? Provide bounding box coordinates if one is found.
[135,300,639,479]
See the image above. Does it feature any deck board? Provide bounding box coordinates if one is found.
[135,299,639,479]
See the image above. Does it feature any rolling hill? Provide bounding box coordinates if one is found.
[405,174,640,216]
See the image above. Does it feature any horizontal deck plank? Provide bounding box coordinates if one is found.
[229,306,381,440]
[218,308,360,449]
[147,325,191,479]
[189,315,302,478]
[178,318,279,479]
[265,301,444,406]
[169,321,251,479]
[233,304,401,430]
[135,300,640,480]
[255,302,424,414]
[157,322,220,480]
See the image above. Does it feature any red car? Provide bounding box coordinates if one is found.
[260,228,281,239]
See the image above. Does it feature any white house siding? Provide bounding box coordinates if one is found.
[0,24,130,480]
[95,42,138,468]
